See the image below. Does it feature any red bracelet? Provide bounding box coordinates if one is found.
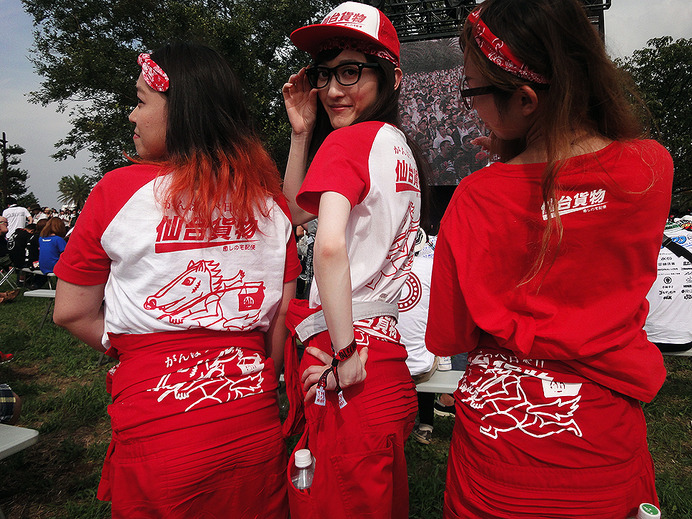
[332,339,357,363]
[314,339,357,409]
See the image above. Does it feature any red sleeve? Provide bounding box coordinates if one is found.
[296,121,384,214]
[54,180,112,285]
[54,164,160,286]
[275,194,302,283]
[426,193,481,356]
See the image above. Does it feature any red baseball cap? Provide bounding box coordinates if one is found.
[290,1,400,66]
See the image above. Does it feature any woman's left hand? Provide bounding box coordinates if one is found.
[475,132,524,163]
[301,346,369,403]
[471,134,492,152]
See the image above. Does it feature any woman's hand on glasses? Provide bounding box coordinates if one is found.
[283,67,318,137]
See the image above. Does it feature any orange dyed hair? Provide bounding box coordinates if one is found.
[159,138,281,237]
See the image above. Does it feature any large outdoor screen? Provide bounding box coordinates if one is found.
[399,37,490,186]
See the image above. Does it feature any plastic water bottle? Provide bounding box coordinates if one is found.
[627,503,661,519]
[291,449,315,490]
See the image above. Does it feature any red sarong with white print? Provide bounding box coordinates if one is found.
[443,347,658,519]
[283,299,417,519]
[100,329,287,519]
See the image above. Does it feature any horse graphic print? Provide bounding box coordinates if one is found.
[144,259,265,331]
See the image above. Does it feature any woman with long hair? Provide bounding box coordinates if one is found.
[53,42,299,518]
[281,2,430,518]
[427,1,673,517]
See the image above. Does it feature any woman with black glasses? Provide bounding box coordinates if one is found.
[281,2,429,518]
[427,0,673,517]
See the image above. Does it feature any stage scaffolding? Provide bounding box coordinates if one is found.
[356,1,612,43]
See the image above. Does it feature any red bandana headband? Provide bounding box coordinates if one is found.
[137,53,170,92]
[468,9,549,85]
[319,37,399,67]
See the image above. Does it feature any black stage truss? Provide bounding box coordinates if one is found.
[355,0,612,42]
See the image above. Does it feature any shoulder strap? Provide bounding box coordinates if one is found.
[662,235,692,264]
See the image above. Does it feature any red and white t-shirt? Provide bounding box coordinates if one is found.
[297,121,421,312]
[55,164,301,348]
[427,139,674,402]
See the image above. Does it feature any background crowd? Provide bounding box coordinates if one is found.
[399,54,489,185]
[1,197,78,290]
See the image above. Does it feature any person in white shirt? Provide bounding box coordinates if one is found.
[2,198,31,239]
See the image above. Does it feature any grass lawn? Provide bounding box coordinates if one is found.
[0,289,690,518]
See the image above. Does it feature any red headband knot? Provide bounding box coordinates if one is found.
[468,9,549,85]
[137,53,170,92]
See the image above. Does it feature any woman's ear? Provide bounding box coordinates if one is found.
[394,68,403,90]
[517,85,539,117]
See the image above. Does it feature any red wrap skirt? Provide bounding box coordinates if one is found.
[101,329,288,519]
[283,299,418,519]
[443,347,659,519]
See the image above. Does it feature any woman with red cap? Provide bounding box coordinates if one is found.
[427,0,673,517]
[281,2,430,518]
[53,42,299,518]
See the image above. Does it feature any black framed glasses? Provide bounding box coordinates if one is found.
[458,77,504,110]
[458,76,549,110]
[305,62,381,89]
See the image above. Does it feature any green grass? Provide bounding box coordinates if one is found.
[0,291,690,518]
[406,416,455,518]
[641,356,692,518]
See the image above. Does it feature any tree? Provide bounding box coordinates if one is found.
[23,0,333,177]
[1,141,39,208]
[57,174,94,210]
[617,37,692,212]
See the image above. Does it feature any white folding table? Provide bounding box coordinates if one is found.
[0,423,39,461]
[0,424,39,518]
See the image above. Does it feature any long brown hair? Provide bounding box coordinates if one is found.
[461,0,645,282]
[144,42,282,236]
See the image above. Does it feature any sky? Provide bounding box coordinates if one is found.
[1,0,692,209]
